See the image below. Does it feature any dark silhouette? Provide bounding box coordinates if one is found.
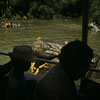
[0,61,12,76]
[33,40,93,100]
[0,45,37,100]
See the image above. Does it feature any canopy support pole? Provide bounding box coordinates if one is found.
[82,0,89,44]
[80,0,90,98]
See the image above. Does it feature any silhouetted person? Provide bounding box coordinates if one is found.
[0,61,13,100]
[0,45,37,100]
[33,40,93,100]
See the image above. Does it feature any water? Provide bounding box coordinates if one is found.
[0,19,100,65]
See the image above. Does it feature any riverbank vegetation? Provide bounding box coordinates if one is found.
[0,0,100,24]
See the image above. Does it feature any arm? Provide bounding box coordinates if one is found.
[0,61,12,76]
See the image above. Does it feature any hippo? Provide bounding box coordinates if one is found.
[32,37,66,59]
[30,37,68,75]
[0,22,21,28]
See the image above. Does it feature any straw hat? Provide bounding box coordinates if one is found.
[10,45,34,62]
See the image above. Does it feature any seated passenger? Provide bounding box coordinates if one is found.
[33,40,93,100]
[0,45,38,100]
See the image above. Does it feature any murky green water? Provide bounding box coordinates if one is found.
[0,19,100,65]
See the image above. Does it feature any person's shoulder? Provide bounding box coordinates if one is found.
[24,73,42,82]
[36,65,62,90]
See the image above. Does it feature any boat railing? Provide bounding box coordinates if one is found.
[0,51,100,73]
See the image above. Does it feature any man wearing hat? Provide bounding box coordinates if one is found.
[0,45,40,100]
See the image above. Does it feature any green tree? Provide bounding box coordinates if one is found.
[89,0,100,24]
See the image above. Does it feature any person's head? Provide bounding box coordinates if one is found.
[9,45,35,72]
[58,40,93,80]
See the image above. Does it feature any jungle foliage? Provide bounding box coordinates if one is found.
[0,0,100,24]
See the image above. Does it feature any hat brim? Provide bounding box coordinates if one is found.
[9,52,34,62]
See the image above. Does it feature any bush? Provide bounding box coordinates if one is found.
[3,8,12,18]
[12,14,22,20]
